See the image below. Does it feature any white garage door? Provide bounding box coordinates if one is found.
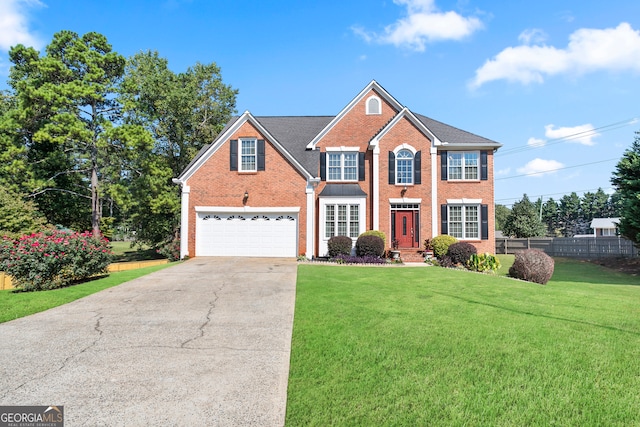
[195,211,298,257]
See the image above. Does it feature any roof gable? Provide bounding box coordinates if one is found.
[306,80,403,150]
[177,111,318,182]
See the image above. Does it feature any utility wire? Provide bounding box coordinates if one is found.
[495,186,614,203]
[495,157,618,181]
[495,117,638,157]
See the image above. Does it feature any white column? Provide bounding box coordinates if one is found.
[180,185,190,259]
[305,180,316,258]
[372,145,380,230]
[431,146,438,237]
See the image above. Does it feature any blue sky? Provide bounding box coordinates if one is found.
[2,0,640,207]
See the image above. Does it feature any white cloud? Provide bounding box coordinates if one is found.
[518,29,547,45]
[544,123,598,146]
[470,22,640,88]
[0,0,43,51]
[517,158,564,177]
[527,137,546,147]
[353,0,483,52]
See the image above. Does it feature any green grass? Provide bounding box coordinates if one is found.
[109,241,164,262]
[0,263,173,323]
[286,260,640,426]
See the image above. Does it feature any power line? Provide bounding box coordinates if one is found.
[495,186,614,203]
[495,157,618,181]
[495,117,638,157]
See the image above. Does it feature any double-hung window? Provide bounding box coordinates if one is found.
[325,204,360,239]
[448,152,479,180]
[328,152,358,181]
[396,149,414,184]
[240,138,257,172]
[448,205,479,239]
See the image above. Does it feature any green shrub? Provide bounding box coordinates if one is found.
[355,235,385,257]
[438,255,457,269]
[0,230,113,291]
[508,249,555,284]
[327,235,353,257]
[468,253,501,273]
[429,235,458,258]
[359,230,386,247]
[157,236,180,261]
[447,242,477,265]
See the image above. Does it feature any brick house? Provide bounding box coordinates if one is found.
[173,81,502,258]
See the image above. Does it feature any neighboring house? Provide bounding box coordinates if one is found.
[173,81,502,258]
[590,218,620,237]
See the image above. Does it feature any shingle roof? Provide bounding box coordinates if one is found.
[590,218,620,229]
[254,116,333,176]
[178,111,501,180]
[414,113,501,146]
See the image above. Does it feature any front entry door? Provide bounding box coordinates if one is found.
[395,211,415,248]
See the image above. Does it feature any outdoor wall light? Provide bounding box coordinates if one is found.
[401,186,408,197]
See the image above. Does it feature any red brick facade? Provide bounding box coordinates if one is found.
[176,81,500,258]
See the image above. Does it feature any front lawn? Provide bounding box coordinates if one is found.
[287,260,640,426]
[0,263,173,323]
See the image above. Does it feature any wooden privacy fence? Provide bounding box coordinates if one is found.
[496,237,638,259]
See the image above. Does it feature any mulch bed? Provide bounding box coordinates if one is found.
[588,257,640,276]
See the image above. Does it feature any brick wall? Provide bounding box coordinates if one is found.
[186,121,308,256]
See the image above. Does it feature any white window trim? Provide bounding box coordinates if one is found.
[325,147,359,182]
[239,138,257,172]
[447,151,480,181]
[448,204,480,240]
[318,197,366,256]
[366,95,382,115]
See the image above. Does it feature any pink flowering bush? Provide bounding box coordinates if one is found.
[0,230,113,291]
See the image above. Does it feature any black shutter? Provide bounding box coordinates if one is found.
[414,151,421,184]
[230,139,238,171]
[480,151,488,180]
[414,211,420,244]
[388,151,395,184]
[257,140,265,171]
[441,204,448,235]
[320,152,326,181]
[358,152,365,181]
[481,204,489,240]
[391,211,396,242]
[440,151,447,180]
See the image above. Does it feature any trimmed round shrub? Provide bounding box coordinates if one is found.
[355,234,385,257]
[359,230,386,247]
[429,235,458,258]
[447,242,477,265]
[327,235,353,257]
[508,249,555,285]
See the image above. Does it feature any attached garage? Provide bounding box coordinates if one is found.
[195,207,299,257]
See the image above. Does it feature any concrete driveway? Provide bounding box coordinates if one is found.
[0,257,297,426]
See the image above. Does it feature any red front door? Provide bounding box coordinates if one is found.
[395,211,415,248]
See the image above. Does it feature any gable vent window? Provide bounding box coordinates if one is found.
[366,96,381,115]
